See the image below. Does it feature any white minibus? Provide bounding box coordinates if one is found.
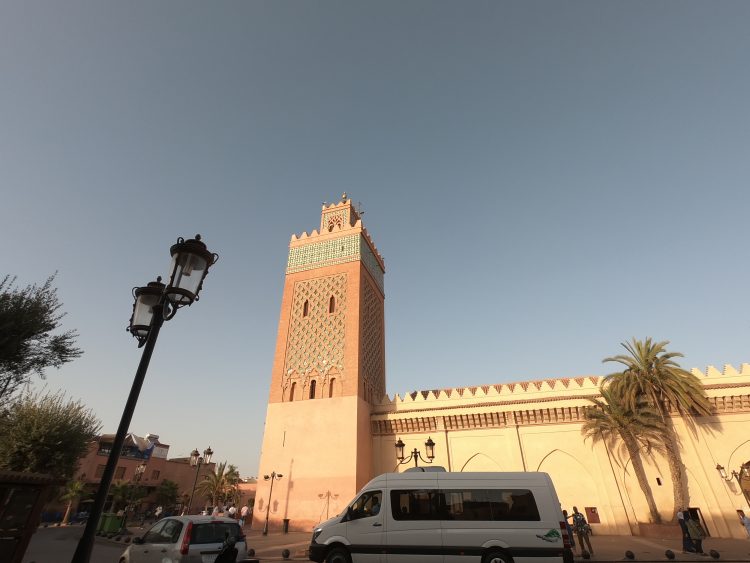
[309,470,574,563]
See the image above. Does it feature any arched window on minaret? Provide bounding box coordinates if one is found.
[329,296,336,314]
[309,380,317,399]
[328,378,336,398]
[303,300,309,317]
[289,382,296,402]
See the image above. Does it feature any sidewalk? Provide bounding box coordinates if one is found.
[240,531,750,562]
[113,526,750,562]
[567,534,750,562]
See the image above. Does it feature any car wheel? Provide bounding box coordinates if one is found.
[483,550,512,563]
[326,546,352,563]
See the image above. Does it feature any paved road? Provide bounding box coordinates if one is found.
[22,525,126,563]
[23,524,750,562]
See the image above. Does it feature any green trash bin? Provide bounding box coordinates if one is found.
[98,513,124,534]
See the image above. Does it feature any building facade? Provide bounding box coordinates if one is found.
[254,197,750,538]
[72,433,216,516]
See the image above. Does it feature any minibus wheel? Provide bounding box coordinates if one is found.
[483,549,512,563]
[326,546,352,563]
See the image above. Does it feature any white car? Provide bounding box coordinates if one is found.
[119,515,248,563]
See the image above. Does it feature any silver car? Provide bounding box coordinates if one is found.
[119,515,248,563]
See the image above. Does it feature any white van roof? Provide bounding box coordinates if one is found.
[361,471,554,489]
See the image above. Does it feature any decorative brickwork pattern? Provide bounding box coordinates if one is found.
[321,208,349,232]
[287,234,360,274]
[361,278,385,403]
[283,274,347,395]
[360,239,385,293]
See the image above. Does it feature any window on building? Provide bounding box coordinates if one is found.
[329,378,336,398]
[289,382,296,401]
[115,466,126,479]
[329,296,336,314]
[152,470,160,480]
[309,380,316,399]
[95,465,106,478]
[303,300,309,317]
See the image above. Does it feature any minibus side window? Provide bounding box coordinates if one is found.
[390,489,444,521]
[348,490,382,520]
[442,489,540,521]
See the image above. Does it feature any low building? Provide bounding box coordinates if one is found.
[68,433,216,517]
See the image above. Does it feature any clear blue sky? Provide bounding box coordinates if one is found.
[2,1,749,477]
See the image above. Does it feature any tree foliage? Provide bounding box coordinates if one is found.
[582,386,665,524]
[60,479,88,524]
[602,337,713,520]
[0,390,100,480]
[196,461,241,507]
[155,479,180,510]
[0,274,82,404]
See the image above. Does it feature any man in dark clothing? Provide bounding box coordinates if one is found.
[678,508,696,553]
[214,536,238,563]
[570,506,594,555]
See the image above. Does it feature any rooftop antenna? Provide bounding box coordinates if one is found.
[357,201,365,216]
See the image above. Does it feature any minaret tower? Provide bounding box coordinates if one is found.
[254,194,386,532]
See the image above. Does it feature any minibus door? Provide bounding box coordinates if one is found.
[386,485,443,563]
[345,489,386,563]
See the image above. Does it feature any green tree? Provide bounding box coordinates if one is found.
[0,390,100,479]
[582,386,666,524]
[60,479,88,525]
[108,481,130,512]
[196,461,239,508]
[155,479,179,510]
[603,338,713,520]
[224,464,241,505]
[0,274,82,405]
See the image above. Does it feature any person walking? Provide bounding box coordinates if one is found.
[562,510,576,554]
[685,513,708,556]
[240,504,249,527]
[677,508,695,553]
[570,507,594,555]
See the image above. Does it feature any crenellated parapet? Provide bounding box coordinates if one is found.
[372,363,750,423]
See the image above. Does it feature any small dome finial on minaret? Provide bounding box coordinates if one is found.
[341,192,348,202]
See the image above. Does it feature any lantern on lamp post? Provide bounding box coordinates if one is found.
[395,437,436,468]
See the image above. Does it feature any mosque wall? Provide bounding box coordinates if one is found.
[370,365,750,538]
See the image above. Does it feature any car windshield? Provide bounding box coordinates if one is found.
[190,522,242,545]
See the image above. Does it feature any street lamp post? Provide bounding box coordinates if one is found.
[262,472,283,535]
[119,462,147,532]
[716,463,750,507]
[187,446,213,515]
[71,235,218,563]
[395,437,436,468]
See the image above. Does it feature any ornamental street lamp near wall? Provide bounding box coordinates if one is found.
[262,471,283,535]
[119,462,147,532]
[395,437,436,468]
[71,235,218,563]
[716,463,750,507]
[187,446,213,515]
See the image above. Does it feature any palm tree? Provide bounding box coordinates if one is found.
[197,461,237,508]
[582,386,666,524]
[224,464,241,506]
[603,338,713,520]
[60,479,87,525]
[107,481,130,512]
